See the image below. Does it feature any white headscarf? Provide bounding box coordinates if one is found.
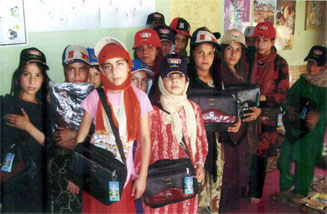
[158,77,197,159]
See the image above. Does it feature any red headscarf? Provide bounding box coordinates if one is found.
[96,44,140,141]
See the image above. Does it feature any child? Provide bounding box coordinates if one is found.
[247,22,289,204]
[68,37,152,213]
[170,17,191,58]
[145,12,165,29]
[131,59,154,93]
[87,47,102,88]
[136,53,208,213]
[219,29,258,212]
[277,45,327,201]
[1,47,50,213]
[132,28,163,103]
[154,25,175,56]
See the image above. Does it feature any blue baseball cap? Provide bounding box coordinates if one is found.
[132,59,155,77]
[87,48,98,65]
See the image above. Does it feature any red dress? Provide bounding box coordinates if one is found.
[137,101,208,214]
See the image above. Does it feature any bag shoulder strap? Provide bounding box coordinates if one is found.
[96,88,126,164]
[154,103,192,160]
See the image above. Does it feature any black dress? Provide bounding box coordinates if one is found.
[1,95,47,213]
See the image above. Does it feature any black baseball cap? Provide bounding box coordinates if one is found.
[154,25,175,44]
[146,12,165,26]
[160,54,188,78]
[304,45,327,66]
[19,47,48,69]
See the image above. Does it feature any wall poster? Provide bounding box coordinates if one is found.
[253,0,276,24]
[275,0,296,50]
[305,1,325,31]
[224,0,250,33]
[0,0,27,46]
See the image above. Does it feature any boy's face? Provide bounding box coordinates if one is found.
[254,37,274,56]
[88,67,101,88]
[307,60,326,76]
[160,40,173,56]
[174,33,188,55]
[64,62,89,83]
[131,70,149,92]
[100,57,129,86]
[135,44,158,67]
[163,72,186,96]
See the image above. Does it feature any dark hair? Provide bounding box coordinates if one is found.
[10,62,50,103]
[188,42,222,89]
[220,43,247,83]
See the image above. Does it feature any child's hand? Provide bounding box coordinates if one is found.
[67,180,80,195]
[57,139,75,150]
[305,111,321,131]
[228,116,241,133]
[4,108,31,131]
[243,107,261,122]
[132,175,146,200]
[54,127,76,143]
[194,163,205,184]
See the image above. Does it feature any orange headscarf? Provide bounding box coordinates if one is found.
[95,44,140,142]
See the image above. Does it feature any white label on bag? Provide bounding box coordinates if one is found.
[1,153,15,172]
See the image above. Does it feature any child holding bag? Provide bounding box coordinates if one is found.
[136,54,208,213]
[67,37,152,213]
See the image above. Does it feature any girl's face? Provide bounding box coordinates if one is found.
[135,44,158,66]
[224,42,242,68]
[20,63,44,100]
[131,70,149,92]
[174,34,188,55]
[162,72,186,96]
[100,58,129,86]
[193,43,215,72]
[254,37,274,56]
[88,67,101,88]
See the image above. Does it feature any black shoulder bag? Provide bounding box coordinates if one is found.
[69,88,127,205]
[143,104,199,208]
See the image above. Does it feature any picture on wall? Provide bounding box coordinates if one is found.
[305,1,325,31]
[224,0,250,33]
[0,0,27,46]
[275,0,296,50]
[253,0,276,24]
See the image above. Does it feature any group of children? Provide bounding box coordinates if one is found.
[1,11,326,214]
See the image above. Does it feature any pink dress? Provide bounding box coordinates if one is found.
[137,100,208,214]
[81,86,153,213]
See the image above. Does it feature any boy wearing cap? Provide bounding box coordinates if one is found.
[247,21,290,204]
[87,48,101,88]
[170,17,191,57]
[277,45,327,201]
[48,45,91,213]
[131,59,154,93]
[154,25,175,56]
[146,12,165,29]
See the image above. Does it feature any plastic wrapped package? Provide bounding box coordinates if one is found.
[49,82,94,133]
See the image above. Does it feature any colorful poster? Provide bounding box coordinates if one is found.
[305,1,326,31]
[0,0,27,46]
[253,0,276,24]
[224,0,250,33]
[275,0,296,50]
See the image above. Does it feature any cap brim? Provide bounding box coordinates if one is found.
[95,37,128,57]
[131,68,155,77]
[63,59,90,66]
[166,70,187,77]
[25,60,49,69]
[175,29,191,38]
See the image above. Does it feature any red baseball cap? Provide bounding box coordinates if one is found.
[252,22,276,39]
[170,17,191,38]
[132,29,161,49]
